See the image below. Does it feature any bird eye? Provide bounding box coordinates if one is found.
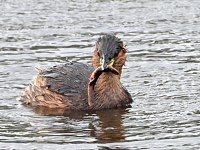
[97,51,100,57]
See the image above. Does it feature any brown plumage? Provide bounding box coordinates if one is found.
[20,34,133,110]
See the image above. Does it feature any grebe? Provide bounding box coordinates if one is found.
[21,35,132,110]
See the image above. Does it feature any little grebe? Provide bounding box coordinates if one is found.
[21,35,133,110]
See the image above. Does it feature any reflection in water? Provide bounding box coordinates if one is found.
[89,109,126,143]
[31,106,126,144]
[32,106,87,119]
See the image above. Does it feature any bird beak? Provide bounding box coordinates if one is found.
[101,55,115,71]
[101,55,108,71]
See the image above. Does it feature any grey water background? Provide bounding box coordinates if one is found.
[0,0,200,149]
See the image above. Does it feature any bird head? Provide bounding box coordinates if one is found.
[92,34,127,75]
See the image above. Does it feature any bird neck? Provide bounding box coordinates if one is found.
[95,72,121,93]
[93,72,131,109]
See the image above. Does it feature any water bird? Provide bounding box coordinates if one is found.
[21,35,133,110]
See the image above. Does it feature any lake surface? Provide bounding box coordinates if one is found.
[0,0,200,149]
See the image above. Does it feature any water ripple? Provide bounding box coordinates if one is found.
[1,0,200,149]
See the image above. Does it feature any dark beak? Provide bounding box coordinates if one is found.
[101,55,109,71]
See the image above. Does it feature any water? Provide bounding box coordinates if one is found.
[0,0,200,149]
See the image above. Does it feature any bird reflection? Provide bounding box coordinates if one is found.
[31,106,87,118]
[30,107,127,144]
[89,109,127,143]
